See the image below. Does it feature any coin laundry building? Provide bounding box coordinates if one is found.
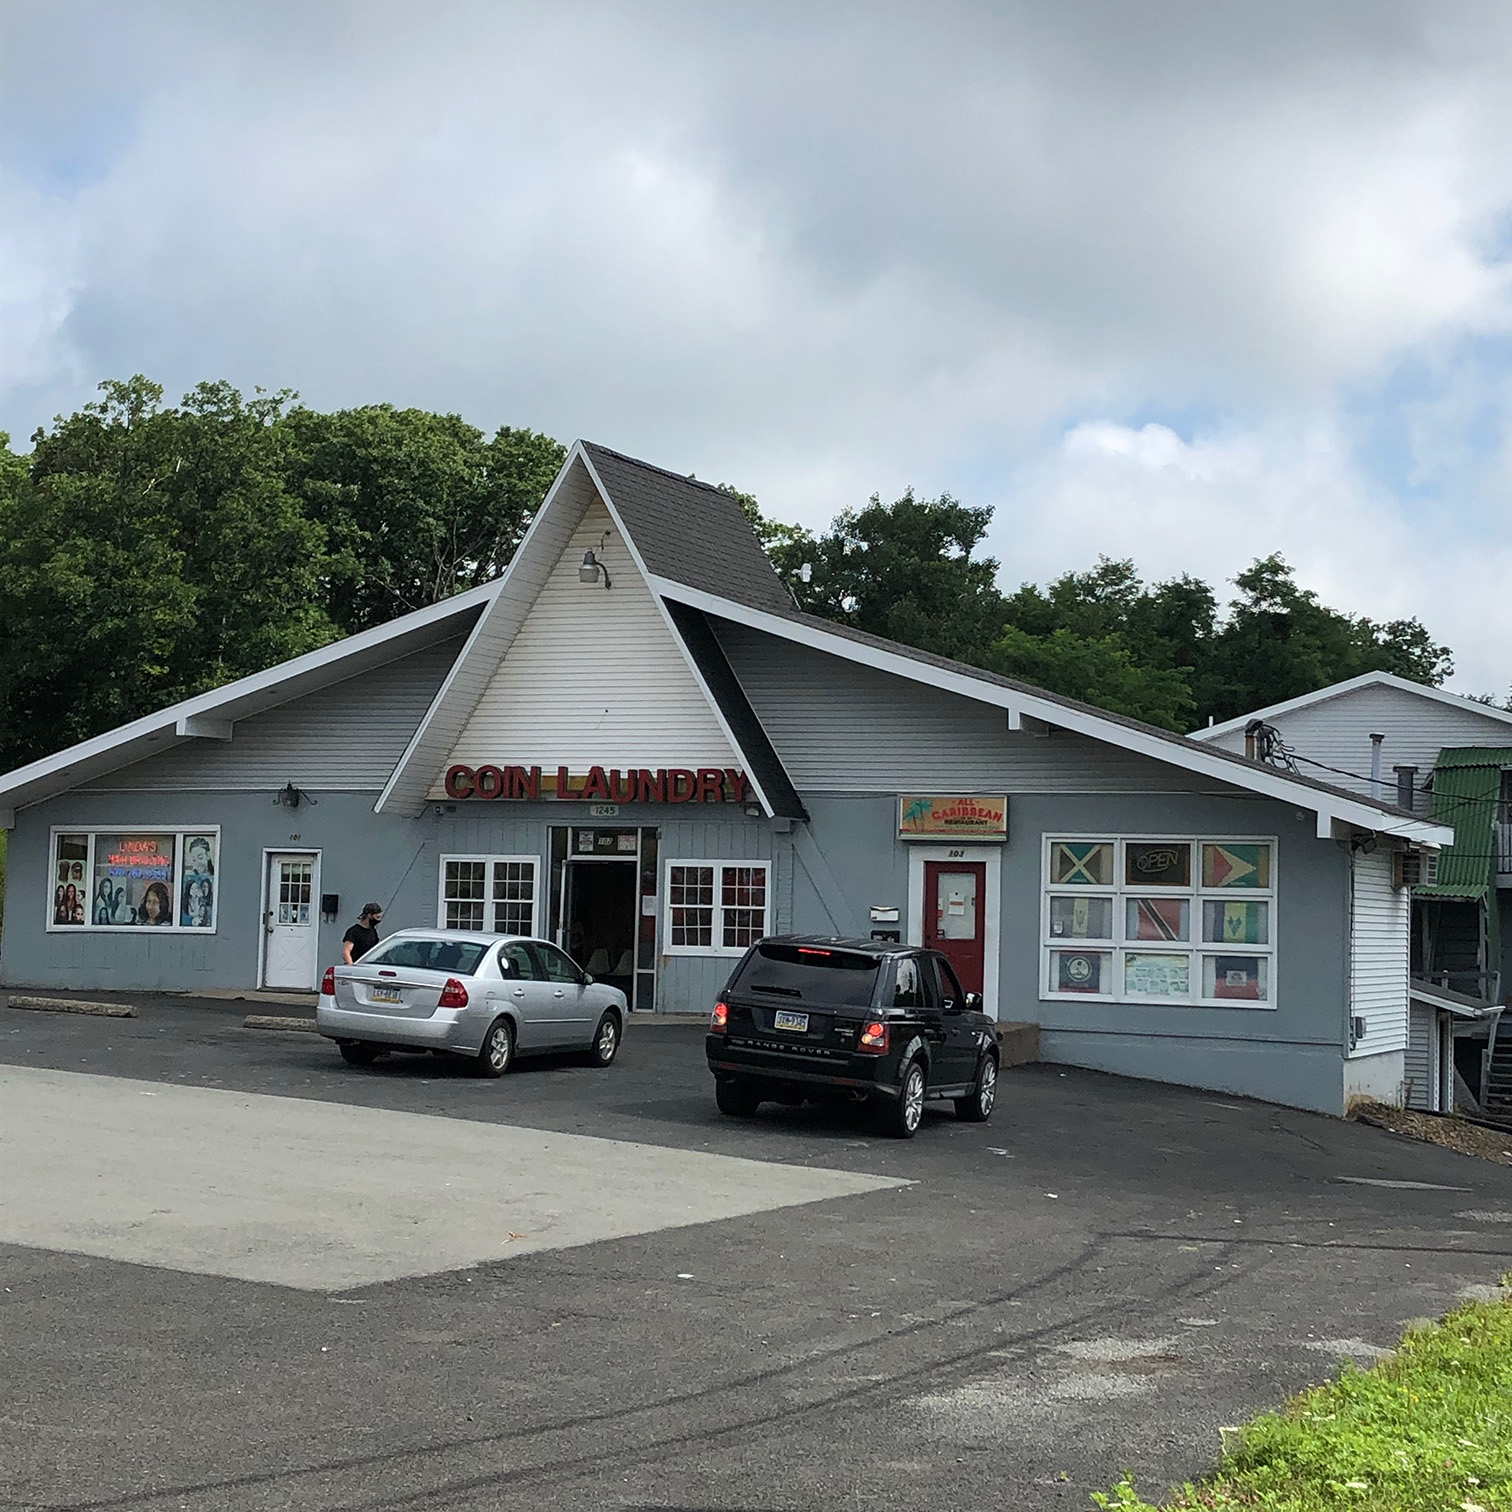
[0,442,1451,1115]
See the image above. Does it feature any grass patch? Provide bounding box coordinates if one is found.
[1096,1290,1512,1511]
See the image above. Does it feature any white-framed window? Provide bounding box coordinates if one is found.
[664,859,770,955]
[1042,835,1276,1009]
[437,855,539,936]
[47,827,221,933]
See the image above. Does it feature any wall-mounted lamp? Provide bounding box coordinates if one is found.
[578,531,613,589]
[274,783,317,810]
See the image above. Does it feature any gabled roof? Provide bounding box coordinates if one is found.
[0,582,495,820]
[1192,671,1512,742]
[645,578,1453,846]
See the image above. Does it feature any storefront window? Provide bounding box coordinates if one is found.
[665,860,770,955]
[49,829,218,932]
[1042,836,1275,1007]
[438,856,538,936]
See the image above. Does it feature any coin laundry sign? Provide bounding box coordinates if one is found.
[444,764,752,803]
[898,794,1009,841]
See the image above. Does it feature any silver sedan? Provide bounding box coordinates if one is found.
[316,929,628,1075]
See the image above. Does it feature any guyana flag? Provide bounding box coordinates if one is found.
[1203,843,1270,890]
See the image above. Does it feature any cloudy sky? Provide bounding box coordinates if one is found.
[5,2,1512,691]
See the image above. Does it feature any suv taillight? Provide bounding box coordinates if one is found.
[321,966,336,996]
[858,1021,889,1054]
[438,978,469,1009]
[710,999,729,1033]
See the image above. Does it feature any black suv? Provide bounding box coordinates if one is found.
[705,935,999,1138]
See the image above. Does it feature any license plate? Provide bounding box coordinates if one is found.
[773,1010,809,1032]
[369,987,402,1004]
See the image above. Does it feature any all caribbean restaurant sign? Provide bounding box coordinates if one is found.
[898,795,1009,842]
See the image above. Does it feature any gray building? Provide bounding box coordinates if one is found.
[0,443,1450,1115]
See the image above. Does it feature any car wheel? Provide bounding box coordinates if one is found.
[954,1053,998,1122]
[881,1059,927,1139]
[585,1011,621,1068]
[338,1041,381,1066]
[475,1017,515,1078]
[715,1077,762,1117]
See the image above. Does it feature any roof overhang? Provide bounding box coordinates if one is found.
[0,582,496,819]
[651,580,1455,849]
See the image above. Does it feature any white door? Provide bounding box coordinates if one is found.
[264,853,319,990]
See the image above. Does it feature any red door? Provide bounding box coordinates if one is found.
[923,861,986,995]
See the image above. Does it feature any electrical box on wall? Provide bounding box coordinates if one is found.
[321,893,340,922]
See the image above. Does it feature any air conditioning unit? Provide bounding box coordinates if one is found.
[1393,849,1438,889]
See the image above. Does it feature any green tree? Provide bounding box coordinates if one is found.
[280,405,564,632]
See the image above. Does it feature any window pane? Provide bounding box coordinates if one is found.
[1125,897,1190,942]
[1049,841,1113,886]
[179,834,217,928]
[1050,949,1110,994]
[52,834,88,925]
[1123,953,1191,998]
[891,958,924,1007]
[444,860,487,931]
[1124,842,1191,888]
[92,833,176,927]
[499,943,537,980]
[1202,843,1271,889]
[671,865,715,947]
[1202,899,1269,945]
[491,861,534,935]
[1048,894,1113,940]
[1203,954,1269,1002]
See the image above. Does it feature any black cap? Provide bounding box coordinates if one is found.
[362,902,383,916]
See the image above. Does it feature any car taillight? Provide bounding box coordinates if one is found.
[710,999,729,1033]
[438,978,469,1009]
[321,966,336,996]
[858,1021,889,1054]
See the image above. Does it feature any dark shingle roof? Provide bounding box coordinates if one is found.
[581,442,796,615]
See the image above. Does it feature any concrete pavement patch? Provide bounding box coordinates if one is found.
[242,1014,320,1032]
[0,1064,908,1291]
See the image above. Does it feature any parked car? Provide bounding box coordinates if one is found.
[316,930,626,1075]
[705,935,998,1137]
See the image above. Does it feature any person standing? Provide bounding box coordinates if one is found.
[342,902,384,964]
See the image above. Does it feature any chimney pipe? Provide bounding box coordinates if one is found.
[1394,765,1417,811]
[1369,733,1385,802]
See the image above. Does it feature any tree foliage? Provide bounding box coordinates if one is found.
[742,491,1453,733]
[0,378,563,769]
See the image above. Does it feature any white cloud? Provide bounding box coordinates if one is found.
[5,2,1512,682]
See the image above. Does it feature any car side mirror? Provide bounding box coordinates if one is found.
[965,992,983,1013]
[583,973,595,985]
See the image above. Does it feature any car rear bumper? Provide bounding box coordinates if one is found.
[706,1034,901,1100]
[316,1000,474,1052]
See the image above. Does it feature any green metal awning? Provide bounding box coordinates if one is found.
[1414,746,1512,902]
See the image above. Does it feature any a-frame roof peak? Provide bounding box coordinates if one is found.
[577,441,795,615]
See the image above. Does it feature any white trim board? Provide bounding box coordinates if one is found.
[907,845,1001,1020]
[649,579,1453,849]
[1192,671,1512,743]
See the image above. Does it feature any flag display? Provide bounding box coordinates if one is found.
[1128,897,1189,941]
[1056,951,1104,993]
[1051,841,1112,886]
[1202,843,1271,889]
[1210,954,1264,1000]
[1204,899,1268,945]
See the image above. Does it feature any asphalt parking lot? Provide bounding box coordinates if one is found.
[5,995,1512,1512]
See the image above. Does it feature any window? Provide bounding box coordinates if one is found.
[498,942,536,980]
[532,942,584,984]
[1042,836,1276,1008]
[664,860,771,955]
[365,938,490,974]
[438,855,538,935]
[48,828,219,932]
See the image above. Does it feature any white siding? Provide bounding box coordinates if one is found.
[717,624,1217,794]
[83,638,465,792]
[1350,847,1409,1056]
[1404,1001,1435,1109]
[1203,683,1512,809]
[440,500,735,784]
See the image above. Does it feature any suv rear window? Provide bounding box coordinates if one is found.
[364,938,489,974]
[728,942,881,1006]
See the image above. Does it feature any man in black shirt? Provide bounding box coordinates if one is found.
[342,902,384,964]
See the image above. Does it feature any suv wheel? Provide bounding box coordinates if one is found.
[715,1077,762,1117]
[881,1059,927,1139]
[954,1053,998,1122]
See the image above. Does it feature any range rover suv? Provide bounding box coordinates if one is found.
[705,936,999,1138]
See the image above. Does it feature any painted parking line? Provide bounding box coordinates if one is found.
[0,1065,908,1292]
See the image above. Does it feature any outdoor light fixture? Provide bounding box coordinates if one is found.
[578,532,613,589]
[273,783,317,810]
